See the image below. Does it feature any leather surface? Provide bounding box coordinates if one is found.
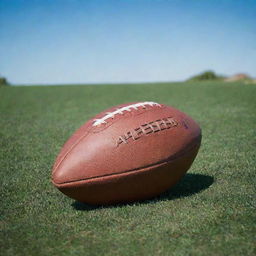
[53,143,201,205]
[52,102,202,204]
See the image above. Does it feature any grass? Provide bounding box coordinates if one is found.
[1,81,255,256]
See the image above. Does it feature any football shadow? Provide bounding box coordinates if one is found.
[72,173,214,211]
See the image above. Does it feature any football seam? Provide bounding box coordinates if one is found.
[52,131,90,174]
[52,136,201,186]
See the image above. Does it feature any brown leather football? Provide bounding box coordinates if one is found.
[52,102,201,205]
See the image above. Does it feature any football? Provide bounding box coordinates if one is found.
[52,102,202,205]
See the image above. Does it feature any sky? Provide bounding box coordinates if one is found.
[0,0,255,85]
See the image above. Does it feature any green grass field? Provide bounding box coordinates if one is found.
[1,82,255,256]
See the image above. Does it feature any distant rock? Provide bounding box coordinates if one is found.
[224,73,252,82]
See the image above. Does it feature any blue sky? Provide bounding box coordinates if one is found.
[0,0,255,84]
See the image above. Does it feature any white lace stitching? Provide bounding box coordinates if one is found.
[93,101,161,126]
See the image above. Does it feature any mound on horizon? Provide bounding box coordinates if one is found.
[187,71,225,82]
[187,71,255,83]
[0,76,9,86]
